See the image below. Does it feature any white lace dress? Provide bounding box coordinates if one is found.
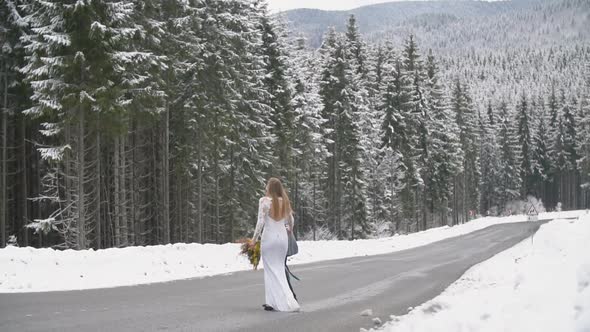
[252,197,300,312]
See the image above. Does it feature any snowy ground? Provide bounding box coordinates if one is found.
[371,212,590,332]
[0,210,585,293]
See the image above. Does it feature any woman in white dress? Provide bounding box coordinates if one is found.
[252,177,300,312]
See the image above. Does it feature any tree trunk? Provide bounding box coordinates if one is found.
[391,164,399,233]
[77,104,86,249]
[120,133,128,246]
[96,122,101,249]
[130,122,137,246]
[351,173,356,240]
[175,171,182,242]
[462,169,467,223]
[197,141,203,243]
[162,107,170,244]
[312,168,317,241]
[113,136,121,247]
[421,189,427,231]
[453,176,459,226]
[442,197,449,227]
[36,151,43,247]
[21,114,28,246]
[185,176,190,242]
[151,130,158,244]
[215,172,220,244]
[229,145,235,242]
[333,119,343,240]
[1,62,7,247]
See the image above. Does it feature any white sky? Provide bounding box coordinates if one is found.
[266,0,398,12]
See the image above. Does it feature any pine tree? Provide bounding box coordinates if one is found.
[342,16,370,239]
[424,50,462,225]
[217,0,275,242]
[404,36,430,231]
[365,43,392,228]
[20,0,77,248]
[561,95,579,209]
[578,61,590,208]
[22,0,162,248]
[516,93,533,197]
[546,84,562,208]
[288,35,328,239]
[345,15,368,77]
[1,0,30,247]
[379,48,415,232]
[319,22,369,239]
[531,98,552,205]
[450,80,479,223]
[319,28,343,237]
[497,101,521,210]
[479,101,501,215]
[259,8,295,179]
[487,100,496,126]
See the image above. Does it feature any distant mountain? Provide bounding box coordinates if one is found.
[280,0,590,50]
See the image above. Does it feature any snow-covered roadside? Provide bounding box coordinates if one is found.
[0,210,585,293]
[373,213,590,332]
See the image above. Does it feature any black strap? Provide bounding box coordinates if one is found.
[284,256,299,301]
[286,264,300,281]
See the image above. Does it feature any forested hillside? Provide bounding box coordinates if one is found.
[283,0,589,48]
[0,0,589,249]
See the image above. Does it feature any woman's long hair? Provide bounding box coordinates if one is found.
[266,177,292,220]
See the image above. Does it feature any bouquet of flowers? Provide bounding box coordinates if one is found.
[238,238,261,270]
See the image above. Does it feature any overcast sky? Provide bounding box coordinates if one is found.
[266,0,398,12]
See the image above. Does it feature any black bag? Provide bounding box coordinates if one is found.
[287,231,298,257]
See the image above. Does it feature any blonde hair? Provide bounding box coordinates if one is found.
[266,177,292,220]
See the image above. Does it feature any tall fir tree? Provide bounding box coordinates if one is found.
[1,0,31,247]
[497,101,521,210]
[479,101,502,215]
[516,93,533,197]
[259,7,295,179]
[531,97,552,205]
[379,49,416,232]
[560,94,580,209]
[578,61,590,208]
[342,15,370,239]
[450,80,479,223]
[318,21,370,239]
[424,50,462,225]
[288,35,328,239]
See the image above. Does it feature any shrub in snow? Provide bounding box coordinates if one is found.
[301,224,338,241]
[504,196,546,215]
[7,235,18,247]
[372,317,382,325]
[371,219,392,238]
[27,218,57,235]
[486,205,499,217]
[361,309,373,316]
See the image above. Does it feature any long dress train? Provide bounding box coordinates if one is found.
[253,197,300,312]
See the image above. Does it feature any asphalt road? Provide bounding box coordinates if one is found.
[0,221,546,332]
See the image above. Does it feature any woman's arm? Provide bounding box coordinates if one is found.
[252,197,268,242]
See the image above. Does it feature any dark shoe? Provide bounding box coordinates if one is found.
[262,304,275,311]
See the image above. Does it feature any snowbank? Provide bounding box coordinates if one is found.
[374,212,590,332]
[0,210,585,293]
